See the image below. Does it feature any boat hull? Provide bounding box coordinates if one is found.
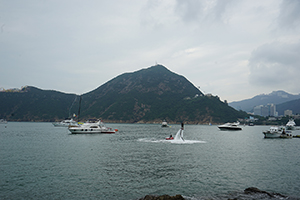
[286,126,295,130]
[218,127,242,131]
[263,131,292,138]
[263,132,282,138]
[68,127,115,134]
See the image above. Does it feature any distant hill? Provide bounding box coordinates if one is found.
[0,65,247,123]
[0,86,78,121]
[229,91,300,112]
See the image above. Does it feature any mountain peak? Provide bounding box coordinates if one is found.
[269,90,289,98]
[133,64,173,77]
[147,64,169,71]
[91,64,202,97]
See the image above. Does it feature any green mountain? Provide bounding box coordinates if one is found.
[0,65,247,123]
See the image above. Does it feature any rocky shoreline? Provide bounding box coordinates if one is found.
[138,187,299,200]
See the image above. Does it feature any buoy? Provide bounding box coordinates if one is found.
[115,129,118,132]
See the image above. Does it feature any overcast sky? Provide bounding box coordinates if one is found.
[1,0,300,102]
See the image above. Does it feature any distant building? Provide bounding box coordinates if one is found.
[254,105,263,116]
[268,104,278,117]
[268,117,277,121]
[261,106,269,117]
[284,110,293,116]
[253,104,278,117]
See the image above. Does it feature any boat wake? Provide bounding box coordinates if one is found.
[137,138,206,144]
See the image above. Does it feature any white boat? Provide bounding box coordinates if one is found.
[0,119,7,124]
[286,119,296,130]
[53,118,77,127]
[218,121,242,131]
[161,120,169,127]
[263,126,292,138]
[68,119,117,134]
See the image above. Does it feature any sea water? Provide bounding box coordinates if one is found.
[0,122,300,200]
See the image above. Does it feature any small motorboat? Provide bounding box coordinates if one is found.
[53,118,77,127]
[0,119,7,124]
[161,120,169,127]
[218,122,242,131]
[263,126,282,138]
[263,126,292,138]
[286,119,296,130]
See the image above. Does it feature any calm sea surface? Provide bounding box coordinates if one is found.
[1,122,300,200]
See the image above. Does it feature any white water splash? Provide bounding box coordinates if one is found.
[173,129,184,141]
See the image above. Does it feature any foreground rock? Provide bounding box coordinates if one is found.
[139,194,185,200]
[244,187,287,198]
[140,187,292,200]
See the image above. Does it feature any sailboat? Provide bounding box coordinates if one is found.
[67,95,118,134]
[52,96,79,127]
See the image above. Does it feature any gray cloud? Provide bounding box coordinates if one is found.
[278,0,300,29]
[174,0,234,24]
[1,0,300,101]
[248,41,300,91]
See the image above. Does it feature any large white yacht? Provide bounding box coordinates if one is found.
[218,121,242,131]
[68,119,117,134]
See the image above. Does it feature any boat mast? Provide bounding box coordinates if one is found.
[77,95,82,122]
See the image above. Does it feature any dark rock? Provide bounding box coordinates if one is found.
[140,195,156,200]
[244,187,273,197]
[244,187,286,198]
[139,194,185,200]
